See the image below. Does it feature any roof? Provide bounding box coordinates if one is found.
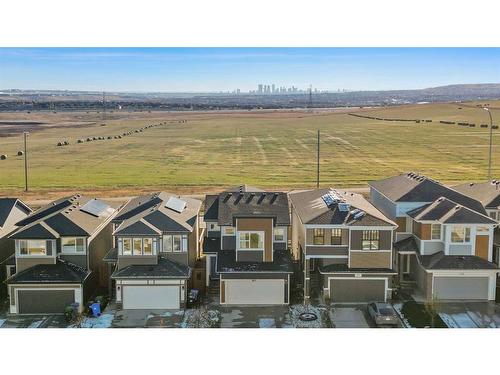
[6,259,89,284]
[418,251,498,270]
[224,184,264,193]
[204,195,219,221]
[394,236,418,253]
[102,247,118,262]
[407,197,497,225]
[289,188,396,227]
[319,263,396,274]
[212,190,290,226]
[453,181,500,209]
[0,198,31,238]
[111,256,191,279]
[369,172,487,214]
[217,250,293,273]
[113,192,201,236]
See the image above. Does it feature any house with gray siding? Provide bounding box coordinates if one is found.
[103,192,202,310]
[203,185,293,305]
[289,188,397,303]
[0,198,32,297]
[6,195,119,314]
[371,173,499,301]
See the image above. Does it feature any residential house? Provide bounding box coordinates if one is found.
[453,180,500,263]
[370,173,499,301]
[0,198,32,296]
[104,192,202,310]
[6,195,119,314]
[203,185,293,305]
[289,188,397,303]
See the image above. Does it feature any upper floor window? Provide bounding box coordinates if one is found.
[119,237,158,255]
[313,229,324,245]
[122,238,132,255]
[331,228,342,245]
[431,224,441,240]
[133,238,142,255]
[362,230,380,250]
[450,226,471,243]
[488,211,499,221]
[62,237,85,253]
[19,240,49,256]
[223,227,235,236]
[274,227,285,242]
[163,234,187,252]
[238,231,264,250]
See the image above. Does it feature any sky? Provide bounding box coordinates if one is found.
[1,48,499,92]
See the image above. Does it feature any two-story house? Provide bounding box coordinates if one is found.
[6,195,119,314]
[104,192,202,310]
[0,198,32,297]
[453,180,500,264]
[370,173,499,301]
[203,185,293,305]
[289,188,397,303]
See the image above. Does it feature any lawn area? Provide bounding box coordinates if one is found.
[0,101,499,198]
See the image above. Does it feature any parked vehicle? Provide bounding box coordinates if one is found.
[367,302,399,326]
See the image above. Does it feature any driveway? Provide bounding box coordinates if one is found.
[436,302,500,328]
[0,314,69,328]
[329,305,373,328]
[219,305,291,328]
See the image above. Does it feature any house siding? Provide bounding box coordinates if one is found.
[349,251,392,268]
[236,218,273,262]
[350,230,392,250]
[16,257,56,273]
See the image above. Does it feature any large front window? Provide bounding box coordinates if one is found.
[62,237,85,253]
[331,228,342,245]
[431,224,441,240]
[313,229,324,245]
[362,230,380,250]
[238,231,264,250]
[19,240,47,255]
[119,237,157,255]
[451,226,471,243]
[163,234,187,252]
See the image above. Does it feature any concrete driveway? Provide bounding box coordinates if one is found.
[329,305,373,328]
[436,302,500,328]
[219,306,290,328]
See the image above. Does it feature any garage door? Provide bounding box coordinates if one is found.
[224,279,284,305]
[330,278,387,303]
[123,285,180,309]
[433,277,489,300]
[18,289,75,314]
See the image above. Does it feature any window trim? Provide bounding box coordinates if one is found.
[273,227,286,242]
[61,237,86,254]
[331,228,342,246]
[222,227,236,236]
[430,224,441,240]
[17,239,49,256]
[362,230,380,250]
[450,226,471,244]
[313,228,325,245]
[237,231,265,251]
[162,234,187,253]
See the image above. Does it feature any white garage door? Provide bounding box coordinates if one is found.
[224,279,284,305]
[433,277,490,300]
[123,285,180,309]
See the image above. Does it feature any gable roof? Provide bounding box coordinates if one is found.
[113,192,201,236]
[10,195,119,239]
[289,188,396,227]
[0,198,32,238]
[369,172,487,214]
[453,181,500,210]
[214,190,290,226]
[204,194,219,221]
[407,197,497,225]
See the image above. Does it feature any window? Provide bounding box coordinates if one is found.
[313,229,324,245]
[62,237,85,253]
[19,240,47,255]
[451,226,471,243]
[133,238,142,255]
[274,227,285,242]
[362,230,380,250]
[209,222,220,231]
[431,224,441,240]
[238,232,264,250]
[331,228,342,245]
[163,234,187,252]
[122,238,132,255]
[143,238,153,255]
[489,211,498,220]
[223,227,235,236]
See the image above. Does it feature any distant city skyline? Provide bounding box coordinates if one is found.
[1,48,500,92]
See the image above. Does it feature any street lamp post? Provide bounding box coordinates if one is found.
[483,108,493,180]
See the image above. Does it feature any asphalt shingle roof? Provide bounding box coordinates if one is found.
[0,198,18,228]
[453,181,500,209]
[216,250,293,273]
[111,256,191,279]
[318,263,396,274]
[394,236,418,253]
[6,259,89,284]
[418,251,498,270]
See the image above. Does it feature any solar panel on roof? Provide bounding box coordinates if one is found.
[338,203,350,212]
[165,196,187,213]
[80,199,114,218]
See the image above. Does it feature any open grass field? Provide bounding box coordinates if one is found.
[0,101,499,199]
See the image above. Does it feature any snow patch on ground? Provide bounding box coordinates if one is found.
[181,309,220,328]
[75,313,115,328]
[289,305,325,328]
[0,319,5,328]
[28,320,44,328]
[146,310,184,320]
[259,318,276,328]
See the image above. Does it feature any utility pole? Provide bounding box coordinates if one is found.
[23,131,29,192]
[483,107,494,180]
[316,129,320,188]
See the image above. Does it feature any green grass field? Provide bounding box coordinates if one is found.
[0,101,499,197]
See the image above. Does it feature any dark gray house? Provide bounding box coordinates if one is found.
[370,173,499,301]
[104,192,202,310]
[6,195,119,314]
[203,185,293,305]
